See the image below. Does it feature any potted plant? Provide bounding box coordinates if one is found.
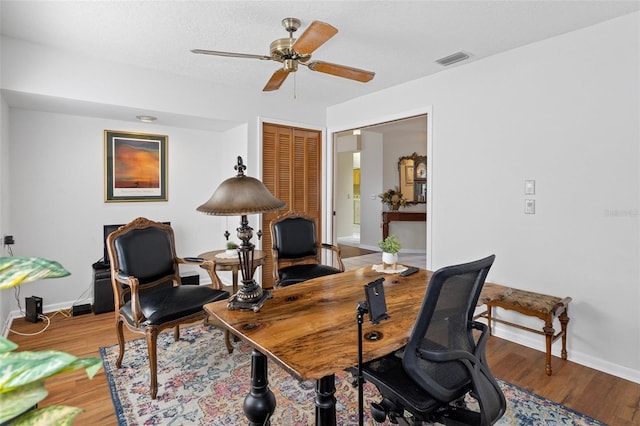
[225,241,238,257]
[0,257,103,425]
[378,235,401,270]
[378,187,407,211]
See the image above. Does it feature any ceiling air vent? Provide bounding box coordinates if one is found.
[435,51,470,67]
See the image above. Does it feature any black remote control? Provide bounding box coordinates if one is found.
[400,267,419,277]
[184,257,205,262]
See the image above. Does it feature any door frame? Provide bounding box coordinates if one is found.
[326,106,434,270]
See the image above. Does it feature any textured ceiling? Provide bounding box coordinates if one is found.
[2,1,639,109]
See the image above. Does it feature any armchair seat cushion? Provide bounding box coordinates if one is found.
[120,285,229,327]
[277,264,342,287]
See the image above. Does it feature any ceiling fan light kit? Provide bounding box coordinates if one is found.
[191,17,375,92]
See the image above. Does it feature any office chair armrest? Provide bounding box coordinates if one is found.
[470,321,491,365]
[320,243,345,271]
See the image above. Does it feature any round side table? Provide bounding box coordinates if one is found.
[198,249,267,295]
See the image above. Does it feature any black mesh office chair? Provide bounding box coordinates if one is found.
[270,211,344,287]
[359,255,506,425]
[106,217,231,399]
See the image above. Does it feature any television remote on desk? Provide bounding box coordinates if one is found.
[400,267,419,277]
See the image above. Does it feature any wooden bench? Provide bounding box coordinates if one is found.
[477,283,571,375]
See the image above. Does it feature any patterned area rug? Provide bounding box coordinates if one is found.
[100,324,604,425]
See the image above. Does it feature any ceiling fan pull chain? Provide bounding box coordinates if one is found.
[293,72,297,100]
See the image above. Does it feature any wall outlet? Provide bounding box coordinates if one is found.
[525,199,536,214]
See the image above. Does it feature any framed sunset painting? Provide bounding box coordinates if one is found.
[104,130,168,202]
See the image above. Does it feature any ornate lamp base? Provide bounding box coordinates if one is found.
[228,287,273,312]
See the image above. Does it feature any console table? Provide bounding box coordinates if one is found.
[381,211,427,239]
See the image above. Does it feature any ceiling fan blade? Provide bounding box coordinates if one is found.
[292,21,338,55]
[263,69,290,91]
[191,49,271,60]
[307,61,375,82]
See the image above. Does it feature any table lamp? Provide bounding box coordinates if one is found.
[197,156,285,311]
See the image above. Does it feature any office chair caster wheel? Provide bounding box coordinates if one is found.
[370,402,388,422]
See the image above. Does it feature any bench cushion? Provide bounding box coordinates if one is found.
[494,288,564,315]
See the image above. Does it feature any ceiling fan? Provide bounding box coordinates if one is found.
[191,17,375,92]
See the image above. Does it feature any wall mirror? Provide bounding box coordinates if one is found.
[399,152,427,203]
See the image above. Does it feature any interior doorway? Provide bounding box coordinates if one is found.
[333,115,429,255]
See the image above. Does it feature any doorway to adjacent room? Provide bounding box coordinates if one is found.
[333,114,428,257]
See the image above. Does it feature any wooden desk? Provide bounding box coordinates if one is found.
[381,211,427,239]
[204,266,433,425]
[198,249,266,294]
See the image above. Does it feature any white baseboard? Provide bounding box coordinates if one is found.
[491,324,640,384]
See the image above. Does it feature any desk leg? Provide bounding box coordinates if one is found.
[315,375,336,426]
[243,349,276,426]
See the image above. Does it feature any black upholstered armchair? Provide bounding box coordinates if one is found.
[358,255,506,425]
[270,211,344,287]
[106,217,230,399]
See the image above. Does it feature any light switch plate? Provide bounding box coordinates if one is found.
[524,179,535,195]
[525,199,535,214]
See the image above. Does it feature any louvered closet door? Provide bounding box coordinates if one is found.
[262,123,322,288]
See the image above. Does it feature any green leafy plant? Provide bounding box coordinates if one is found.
[0,257,103,425]
[378,235,402,254]
[226,241,238,250]
[0,257,70,290]
[0,337,102,425]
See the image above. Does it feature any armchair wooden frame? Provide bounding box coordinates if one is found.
[270,210,344,287]
[106,217,232,399]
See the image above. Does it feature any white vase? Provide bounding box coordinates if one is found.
[382,252,398,270]
[225,249,237,257]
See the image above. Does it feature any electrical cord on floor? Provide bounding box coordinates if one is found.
[6,255,94,336]
[8,278,68,336]
[8,313,51,336]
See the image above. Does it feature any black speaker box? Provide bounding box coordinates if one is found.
[92,266,114,314]
[25,296,43,323]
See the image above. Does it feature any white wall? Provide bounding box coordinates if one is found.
[5,109,240,314]
[328,13,640,382]
[359,131,383,249]
[0,92,10,331]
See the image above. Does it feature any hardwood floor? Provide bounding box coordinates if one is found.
[338,243,377,258]
[6,310,640,425]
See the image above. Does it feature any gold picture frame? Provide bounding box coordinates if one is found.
[405,165,414,185]
[104,130,168,202]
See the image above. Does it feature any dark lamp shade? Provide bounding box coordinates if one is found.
[197,175,286,216]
